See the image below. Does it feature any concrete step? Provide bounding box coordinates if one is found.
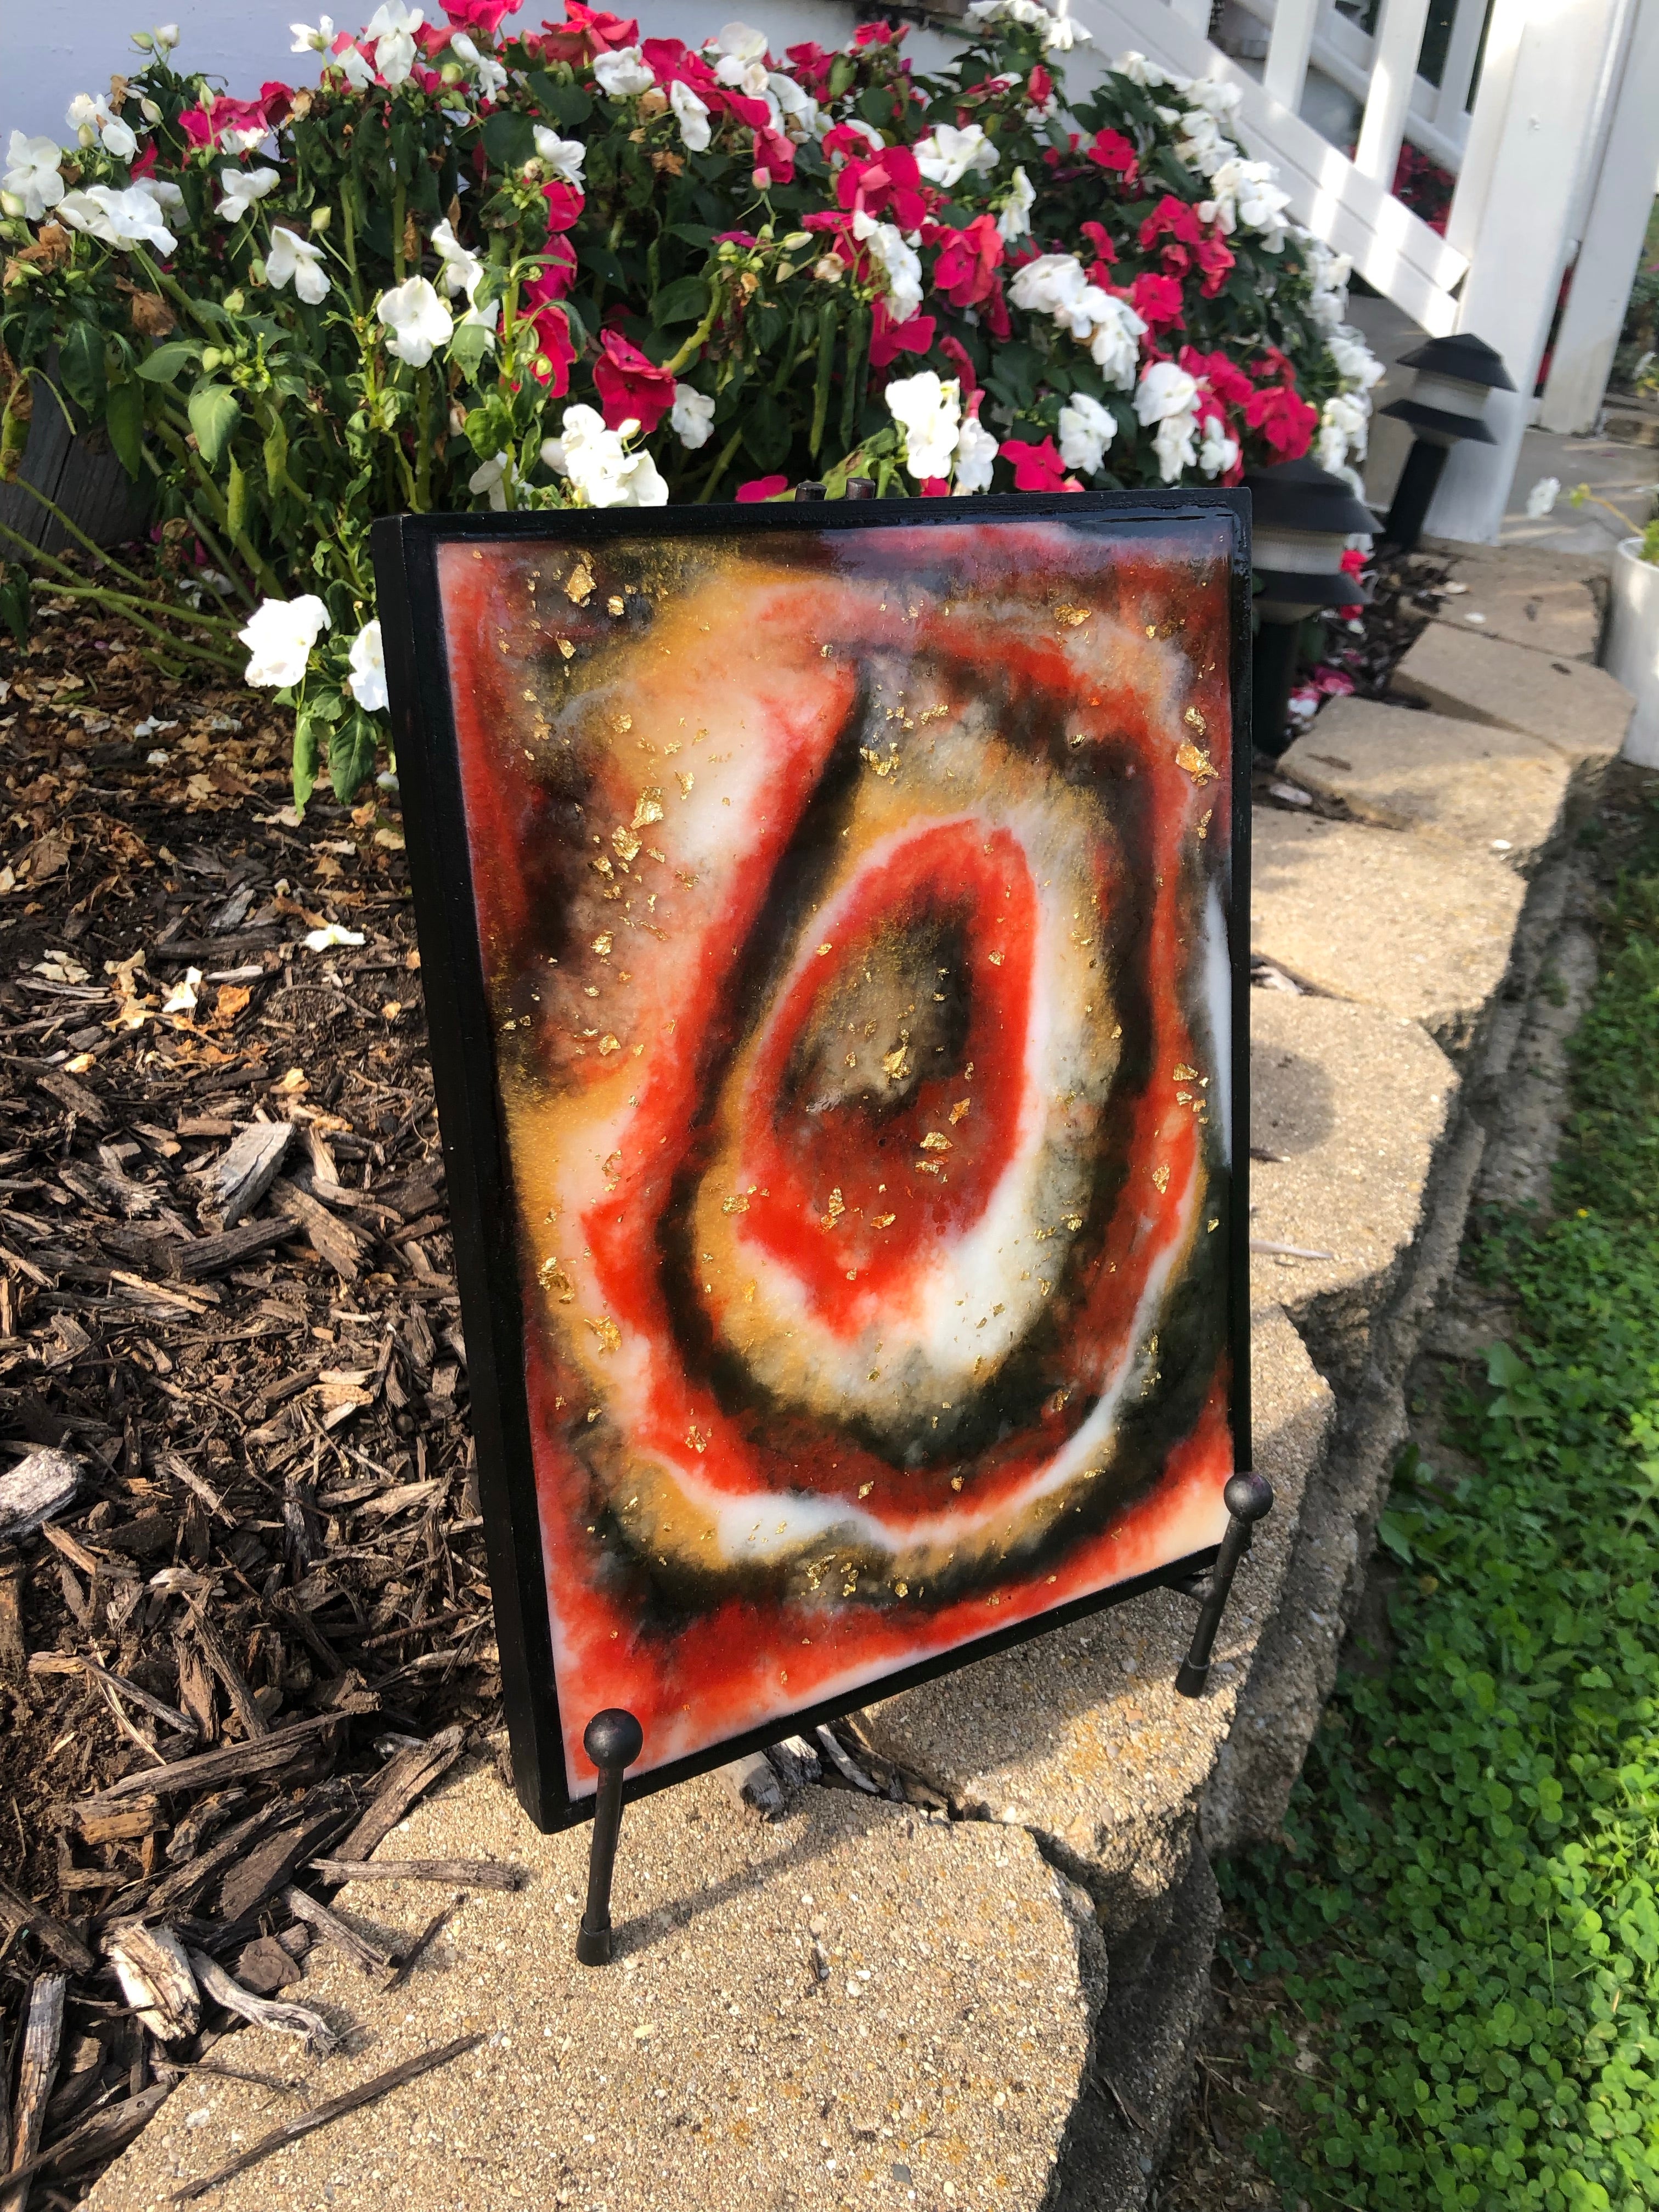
[1422,557,1602,662]
[1251,808,1526,1036]
[1390,622,1633,758]
[1280,696,1575,860]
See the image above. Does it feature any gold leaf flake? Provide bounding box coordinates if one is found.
[686,1424,709,1453]
[565,563,595,605]
[919,1132,951,1153]
[988,951,1005,968]
[894,1579,909,1597]
[615,713,633,733]
[1172,1063,1198,1081]
[950,1475,963,1491]
[881,1043,910,1082]
[612,826,641,862]
[1197,809,1213,842]
[591,854,614,877]
[1053,603,1090,627]
[607,595,625,616]
[1152,1163,1170,1193]
[538,1257,575,1302]
[631,787,664,830]
[916,1159,944,1179]
[1064,1214,1083,1231]
[858,1482,873,1498]
[1175,740,1218,786]
[557,636,575,659]
[1184,705,1206,735]
[584,1314,622,1353]
[591,932,613,956]
[599,1034,620,1056]
[676,771,694,799]
[871,1212,896,1229]
[820,1187,845,1229]
[949,1098,970,1124]
[721,1193,749,1215]
[858,747,900,778]
[816,942,833,958]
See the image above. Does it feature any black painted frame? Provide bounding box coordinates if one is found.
[372,490,1254,1833]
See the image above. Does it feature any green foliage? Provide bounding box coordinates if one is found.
[0,559,29,645]
[1223,803,1659,2211]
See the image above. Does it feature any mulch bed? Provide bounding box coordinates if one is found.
[0,579,502,2202]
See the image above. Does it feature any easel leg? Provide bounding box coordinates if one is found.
[1176,1473,1274,1699]
[575,1709,644,1967]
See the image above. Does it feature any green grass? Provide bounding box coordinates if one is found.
[1222,796,1659,2211]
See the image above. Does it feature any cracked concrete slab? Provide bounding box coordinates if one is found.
[1391,622,1633,759]
[1279,696,1573,860]
[1251,809,1526,1034]
[859,1308,1331,1966]
[87,1767,1105,2212]
[1423,555,1602,662]
[1250,991,1457,1384]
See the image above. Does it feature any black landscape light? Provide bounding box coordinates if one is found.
[1378,332,1516,552]
[1245,455,1376,758]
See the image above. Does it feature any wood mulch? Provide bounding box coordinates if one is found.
[0,582,504,2203]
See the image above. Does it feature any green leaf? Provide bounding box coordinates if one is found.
[187,385,241,469]
[59,320,106,415]
[104,379,144,479]
[578,239,628,291]
[828,54,856,97]
[528,74,592,126]
[262,409,289,496]
[482,108,537,173]
[856,85,893,129]
[667,223,714,249]
[742,392,790,472]
[292,708,322,812]
[448,318,494,382]
[135,340,199,386]
[652,276,710,329]
[0,563,30,649]
[327,710,379,804]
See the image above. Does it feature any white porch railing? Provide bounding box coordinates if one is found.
[1068,0,1659,539]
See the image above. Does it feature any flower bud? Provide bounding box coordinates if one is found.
[201,345,222,370]
[782,230,811,250]
[131,30,154,50]
[139,98,162,122]
[223,289,246,313]
[0,193,24,220]
[154,23,180,49]
[812,253,845,283]
[309,204,331,232]
[441,61,463,84]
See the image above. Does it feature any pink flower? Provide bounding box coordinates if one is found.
[543,179,584,233]
[178,87,289,149]
[736,474,788,501]
[785,40,834,96]
[527,301,575,393]
[835,145,928,232]
[939,333,979,402]
[714,229,759,246]
[593,329,676,434]
[1087,128,1138,186]
[640,37,721,95]
[999,437,1078,493]
[535,0,639,62]
[1028,63,1053,106]
[1128,271,1184,336]
[1244,379,1317,460]
[929,213,1003,309]
[868,303,935,370]
[1313,660,1357,690]
[1193,230,1234,297]
[919,477,950,497]
[1138,194,1202,254]
[1079,219,1117,284]
[851,19,904,44]
[446,0,523,30]
[1180,346,1252,409]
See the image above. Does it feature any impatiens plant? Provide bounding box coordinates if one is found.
[0,0,1381,803]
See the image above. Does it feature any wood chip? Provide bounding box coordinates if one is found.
[336,1725,464,1861]
[0,1451,82,1544]
[74,1713,342,1810]
[308,1856,528,1891]
[104,1922,199,2042]
[208,1121,293,1230]
[2,1972,66,2212]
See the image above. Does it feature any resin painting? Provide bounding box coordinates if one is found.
[375,498,1250,1826]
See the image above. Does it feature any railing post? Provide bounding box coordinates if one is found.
[1351,0,1434,184]
[1261,0,1322,114]
[1426,0,1627,543]
[1538,0,1659,435]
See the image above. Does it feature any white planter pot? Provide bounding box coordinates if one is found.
[1605,537,1659,768]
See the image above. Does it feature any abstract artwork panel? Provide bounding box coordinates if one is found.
[392,501,1248,1816]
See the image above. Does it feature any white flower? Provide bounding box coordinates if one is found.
[151,23,180,48]
[995,163,1034,244]
[1186,77,1243,121]
[914,123,998,189]
[545,404,667,507]
[449,31,508,99]
[291,16,336,51]
[853,213,923,323]
[267,224,330,303]
[1327,325,1384,393]
[886,371,962,483]
[2,134,64,222]
[468,450,515,509]
[768,71,819,139]
[712,20,769,58]
[347,620,387,712]
[592,46,656,97]
[1315,390,1372,473]
[67,93,137,161]
[303,923,366,952]
[238,594,330,688]
[430,217,483,302]
[1135,359,1200,427]
[1087,295,1145,388]
[533,126,586,183]
[669,80,712,153]
[952,413,998,495]
[1112,50,1187,88]
[1153,411,1197,482]
[1199,416,1239,477]
[337,43,376,88]
[1526,476,1561,520]
[1042,0,1088,52]
[1058,393,1116,477]
[1009,253,1086,320]
[670,382,716,450]
[377,275,452,366]
[57,183,177,253]
[365,0,424,84]
[217,165,280,224]
[1175,108,1235,178]
[1206,156,1290,248]
[1304,236,1352,331]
